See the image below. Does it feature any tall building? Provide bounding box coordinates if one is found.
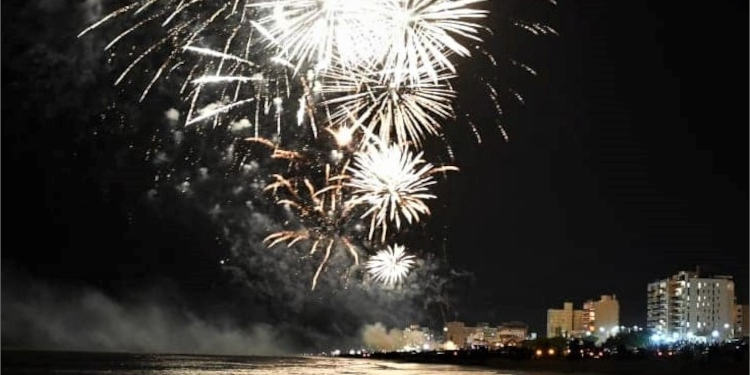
[585,295,620,337]
[736,304,749,337]
[547,302,575,338]
[547,296,620,339]
[572,309,587,337]
[647,270,736,340]
[444,321,469,348]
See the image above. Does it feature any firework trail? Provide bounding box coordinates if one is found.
[80,0,555,289]
[261,167,362,290]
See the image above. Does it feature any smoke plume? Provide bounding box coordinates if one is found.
[2,273,287,355]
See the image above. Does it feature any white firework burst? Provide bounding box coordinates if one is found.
[250,0,488,84]
[378,0,488,85]
[346,143,457,242]
[320,66,456,147]
[365,244,417,286]
[249,0,389,70]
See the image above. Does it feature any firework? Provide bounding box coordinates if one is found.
[377,0,488,85]
[346,143,457,242]
[80,0,554,290]
[249,0,389,71]
[261,169,361,290]
[250,0,488,85]
[78,0,294,133]
[320,66,456,148]
[365,244,416,286]
[79,0,498,142]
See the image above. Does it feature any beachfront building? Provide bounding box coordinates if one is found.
[547,296,620,339]
[497,321,528,344]
[735,304,749,337]
[547,302,580,338]
[444,321,469,348]
[402,324,436,351]
[584,295,620,339]
[647,269,737,341]
[444,321,529,348]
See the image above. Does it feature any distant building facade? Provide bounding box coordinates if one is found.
[586,295,620,338]
[497,321,528,344]
[402,324,436,350]
[647,270,736,340]
[444,321,469,348]
[547,296,619,339]
[736,304,749,337]
[547,302,576,338]
[444,321,528,348]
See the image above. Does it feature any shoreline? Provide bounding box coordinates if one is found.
[347,351,749,375]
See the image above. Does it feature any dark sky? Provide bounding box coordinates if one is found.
[2,0,748,342]
[444,0,749,331]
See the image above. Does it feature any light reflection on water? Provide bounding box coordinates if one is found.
[2,352,531,375]
[146,357,511,375]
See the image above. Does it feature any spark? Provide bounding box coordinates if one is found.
[186,98,256,125]
[514,20,558,36]
[326,126,355,148]
[192,75,264,84]
[346,143,457,242]
[183,46,256,66]
[365,244,416,286]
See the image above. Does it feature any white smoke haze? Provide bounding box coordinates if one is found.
[361,323,404,352]
[2,276,287,356]
[230,118,253,133]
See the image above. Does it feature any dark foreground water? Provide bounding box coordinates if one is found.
[1,351,570,375]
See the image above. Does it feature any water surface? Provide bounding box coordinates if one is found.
[1,351,562,375]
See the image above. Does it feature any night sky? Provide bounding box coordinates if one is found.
[2,0,748,349]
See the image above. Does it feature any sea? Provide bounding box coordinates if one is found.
[1,351,556,375]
